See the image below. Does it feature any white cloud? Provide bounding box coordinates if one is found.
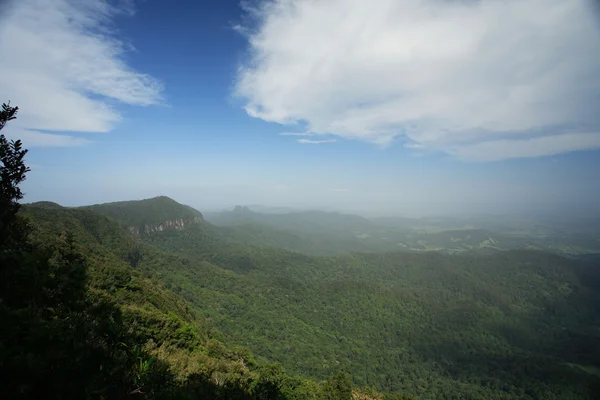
[11,128,91,147]
[297,138,336,144]
[279,131,314,136]
[236,0,600,161]
[449,131,600,162]
[0,0,162,146]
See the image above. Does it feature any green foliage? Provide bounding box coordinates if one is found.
[321,372,352,400]
[79,197,600,399]
[5,101,599,399]
[0,105,131,398]
[82,196,203,231]
[0,102,30,247]
[2,106,361,399]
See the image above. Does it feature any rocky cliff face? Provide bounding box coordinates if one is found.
[128,216,203,236]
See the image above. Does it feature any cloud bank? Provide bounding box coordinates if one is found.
[0,0,162,146]
[236,0,600,161]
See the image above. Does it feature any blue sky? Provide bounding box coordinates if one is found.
[1,0,599,217]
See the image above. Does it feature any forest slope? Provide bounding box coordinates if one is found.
[31,196,600,400]
[17,203,396,399]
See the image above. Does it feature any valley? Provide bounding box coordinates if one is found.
[18,196,600,399]
[205,205,600,256]
[3,1,600,398]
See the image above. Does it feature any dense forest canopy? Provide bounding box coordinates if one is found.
[2,102,600,399]
[2,103,395,400]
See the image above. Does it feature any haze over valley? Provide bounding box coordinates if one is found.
[1,0,600,399]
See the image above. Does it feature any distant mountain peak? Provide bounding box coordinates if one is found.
[147,195,177,202]
[233,205,253,213]
[80,196,203,236]
[26,201,63,209]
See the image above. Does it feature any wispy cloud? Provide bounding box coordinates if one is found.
[14,129,91,147]
[297,138,337,144]
[236,0,600,161]
[279,131,314,136]
[331,188,349,193]
[272,184,288,190]
[0,0,162,146]
[449,132,600,162]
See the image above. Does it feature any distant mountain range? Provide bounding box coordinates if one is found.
[204,204,600,256]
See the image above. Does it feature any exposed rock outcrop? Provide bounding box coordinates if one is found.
[128,216,202,236]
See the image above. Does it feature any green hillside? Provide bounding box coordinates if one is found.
[6,201,394,399]
[0,106,394,400]
[3,104,599,399]
[66,196,600,400]
[82,196,204,231]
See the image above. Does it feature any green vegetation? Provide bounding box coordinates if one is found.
[62,196,600,399]
[567,364,600,378]
[205,206,402,255]
[3,101,600,399]
[1,103,383,399]
[82,197,203,236]
[206,207,600,256]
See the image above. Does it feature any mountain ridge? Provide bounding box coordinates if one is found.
[80,196,204,237]
[28,197,600,257]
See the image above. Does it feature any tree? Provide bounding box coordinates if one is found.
[322,372,353,400]
[0,102,30,247]
[0,102,133,399]
[0,102,18,130]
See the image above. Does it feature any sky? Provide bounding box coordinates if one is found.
[1,0,600,217]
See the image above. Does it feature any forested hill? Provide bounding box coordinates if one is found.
[20,196,600,400]
[81,196,204,236]
[10,201,398,399]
